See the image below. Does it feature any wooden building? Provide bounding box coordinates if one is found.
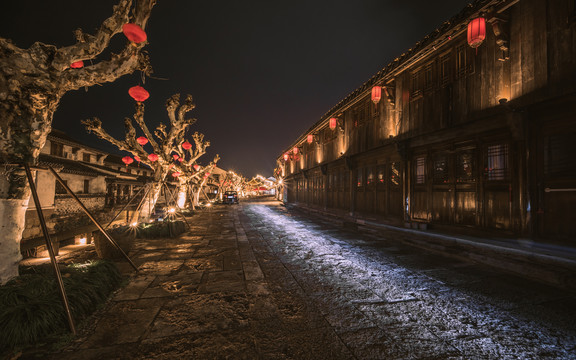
[278,0,576,245]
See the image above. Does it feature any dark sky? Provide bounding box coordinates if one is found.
[1,0,471,178]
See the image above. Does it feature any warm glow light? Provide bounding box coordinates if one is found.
[293,147,299,154]
[130,222,138,227]
[70,61,84,69]
[329,117,338,130]
[128,86,149,102]
[307,134,314,144]
[137,136,148,146]
[122,23,147,43]
[467,17,486,48]
[148,153,159,162]
[122,156,134,166]
[371,86,382,104]
[283,153,289,161]
[168,208,176,213]
[78,237,87,245]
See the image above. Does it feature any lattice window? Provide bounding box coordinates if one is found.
[415,157,426,184]
[357,168,364,188]
[545,132,576,176]
[411,69,423,98]
[486,144,509,181]
[440,53,451,86]
[456,44,475,78]
[424,63,434,91]
[390,162,401,187]
[433,155,449,183]
[457,150,475,182]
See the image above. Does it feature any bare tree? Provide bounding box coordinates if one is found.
[83,94,198,220]
[0,0,157,284]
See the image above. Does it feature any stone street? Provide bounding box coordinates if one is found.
[39,197,576,359]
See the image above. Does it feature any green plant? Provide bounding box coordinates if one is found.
[0,260,122,354]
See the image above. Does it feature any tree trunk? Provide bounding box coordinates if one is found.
[177,182,188,209]
[0,169,31,283]
[138,182,162,221]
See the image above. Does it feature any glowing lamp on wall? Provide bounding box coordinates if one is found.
[307,134,314,144]
[181,141,192,150]
[467,17,486,48]
[122,23,147,43]
[70,61,84,69]
[371,86,382,104]
[122,156,133,166]
[329,117,338,130]
[147,153,159,162]
[136,136,148,146]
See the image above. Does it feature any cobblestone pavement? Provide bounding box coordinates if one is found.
[39,197,576,359]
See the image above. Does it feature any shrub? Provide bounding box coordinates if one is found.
[0,260,122,354]
[135,220,186,239]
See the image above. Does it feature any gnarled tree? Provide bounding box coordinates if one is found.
[83,94,199,220]
[0,0,157,284]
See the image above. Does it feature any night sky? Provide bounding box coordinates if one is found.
[1,0,472,178]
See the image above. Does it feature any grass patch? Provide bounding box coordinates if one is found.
[0,260,122,354]
[136,220,186,239]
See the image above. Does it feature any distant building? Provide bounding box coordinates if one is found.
[278,0,576,245]
[22,130,153,257]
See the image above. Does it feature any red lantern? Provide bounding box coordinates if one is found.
[129,86,149,102]
[136,136,148,146]
[148,153,158,162]
[172,172,181,178]
[181,141,192,150]
[122,156,133,166]
[293,147,299,154]
[134,155,141,162]
[371,86,382,104]
[122,23,147,44]
[193,164,200,171]
[173,154,179,160]
[283,153,289,161]
[307,134,314,144]
[70,61,84,69]
[467,17,486,48]
[329,117,338,130]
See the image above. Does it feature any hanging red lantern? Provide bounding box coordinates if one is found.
[193,164,200,171]
[122,23,147,44]
[70,61,84,69]
[148,153,158,162]
[136,136,148,146]
[283,153,289,161]
[177,158,183,162]
[307,134,314,144]
[467,17,486,48]
[122,156,133,166]
[329,117,338,130]
[181,141,192,150]
[134,155,141,162]
[371,86,382,104]
[293,147,299,154]
[129,86,149,102]
[172,172,181,178]
[173,154,179,160]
